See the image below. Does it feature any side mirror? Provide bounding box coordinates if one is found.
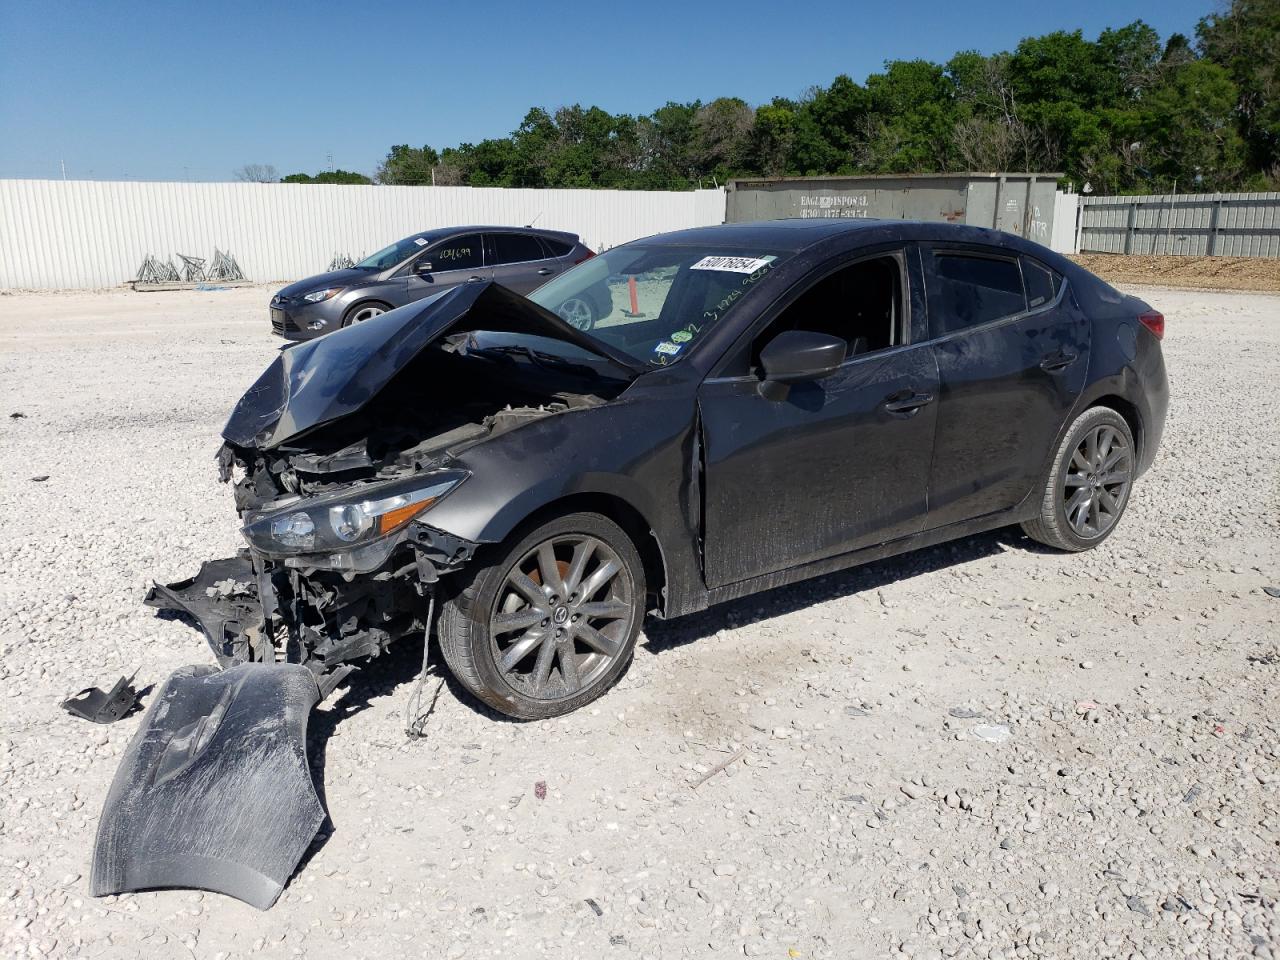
[759,330,846,385]
[414,260,433,275]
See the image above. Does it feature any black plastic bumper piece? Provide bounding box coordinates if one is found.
[89,662,325,910]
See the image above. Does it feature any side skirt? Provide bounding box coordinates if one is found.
[683,505,1033,613]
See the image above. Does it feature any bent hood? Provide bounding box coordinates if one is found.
[225,281,640,450]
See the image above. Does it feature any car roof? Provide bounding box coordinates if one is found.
[640,218,1054,258]
[409,225,579,243]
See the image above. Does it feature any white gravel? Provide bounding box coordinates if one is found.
[1,284,1277,959]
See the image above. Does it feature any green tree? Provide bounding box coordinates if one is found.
[1197,0,1280,177]
[280,169,372,184]
[376,145,441,184]
[1141,60,1246,189]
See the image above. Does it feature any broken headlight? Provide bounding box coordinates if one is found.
[242,470,468,557]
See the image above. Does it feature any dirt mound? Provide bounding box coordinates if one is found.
[1071,253,1280,293]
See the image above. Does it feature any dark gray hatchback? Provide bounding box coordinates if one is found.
[269,225,598,340]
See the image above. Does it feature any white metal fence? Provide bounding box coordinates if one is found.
[0,180,727,290]
[1078,192,1280,258]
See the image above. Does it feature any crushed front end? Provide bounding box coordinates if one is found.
[148,431,483,680]
[97,284,632,908]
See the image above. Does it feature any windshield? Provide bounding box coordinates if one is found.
[356,235,433,271]
[528,244,790,366]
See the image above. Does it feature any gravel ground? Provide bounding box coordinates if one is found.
[1,285,1277,960]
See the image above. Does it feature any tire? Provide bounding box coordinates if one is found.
[438,512,645,719]
[342,301,391,327]
[1022,406,1136,552]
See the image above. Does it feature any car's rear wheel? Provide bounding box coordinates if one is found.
[438,512,645,719]
[556,297,596,331]
[1022,406,1135,551]
[343,302,390,326]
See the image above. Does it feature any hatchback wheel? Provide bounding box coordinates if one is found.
[556,297,596,331]
[438,512,645,719]
[343,302,389,326]
[1022,406,1135,551]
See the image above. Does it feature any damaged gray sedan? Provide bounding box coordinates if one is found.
[92,219,1168,908]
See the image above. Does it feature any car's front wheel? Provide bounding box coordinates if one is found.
[342,302,390,326]
[1022,406,1136,551]
[438,512,645,719]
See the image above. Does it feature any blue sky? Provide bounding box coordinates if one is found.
[0,0,1211,182]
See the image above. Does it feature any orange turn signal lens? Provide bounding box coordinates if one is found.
[375,497,437,535]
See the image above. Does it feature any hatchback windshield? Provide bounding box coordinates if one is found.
[356,235,435,271]
[529,245,790,366]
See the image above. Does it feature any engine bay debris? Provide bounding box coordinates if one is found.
[61,673,142,724]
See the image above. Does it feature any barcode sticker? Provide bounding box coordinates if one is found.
[689,255,776,274]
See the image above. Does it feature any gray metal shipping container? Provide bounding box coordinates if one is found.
[726,172,1063,246]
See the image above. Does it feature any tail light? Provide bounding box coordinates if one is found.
[1138,311,1164,340]
[574,250,596,265]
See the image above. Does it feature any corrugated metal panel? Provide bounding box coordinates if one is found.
[1079,192,1280,258]
[0,180,727,290]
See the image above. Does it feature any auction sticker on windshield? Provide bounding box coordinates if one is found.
[689,255,777,274]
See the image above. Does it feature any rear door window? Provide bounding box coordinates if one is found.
[490,232,547,265]
[927,252,1026,335]
[427,234,483,271]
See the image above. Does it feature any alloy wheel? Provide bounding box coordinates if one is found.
[1062,424,1132,539]
[489,534,635,701]
[349,305,385,324]
[556,298,594,330]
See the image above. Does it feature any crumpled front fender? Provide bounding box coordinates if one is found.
[89,663,325,910]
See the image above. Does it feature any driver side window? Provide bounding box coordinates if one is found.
[749,253,904,371]
[424,234,482,272]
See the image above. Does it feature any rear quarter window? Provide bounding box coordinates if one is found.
[541,238,574,257]
[1022,257,1061,309]
[928,253,1027,335]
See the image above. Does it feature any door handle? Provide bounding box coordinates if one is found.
[882,390,935,414]
[537,268,554,276]
[1040,349,1078,372]
[467,276,485,282]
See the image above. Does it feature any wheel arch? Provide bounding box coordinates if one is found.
[499,492,670,616]
[342,298,394,325]
[1019,379,1148,520]
[1086,393,1143,463]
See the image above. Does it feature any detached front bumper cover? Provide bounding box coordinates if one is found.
[89,663,325,910]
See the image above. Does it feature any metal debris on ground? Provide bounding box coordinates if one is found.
[177,254,206,282]
[61,673,141,724]
[133,250,246,287]
[691,747,748,790]
[1263,586,1280,599]
[207,249,245,282]
[135,254,181,284]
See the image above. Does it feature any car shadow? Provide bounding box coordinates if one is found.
[642,524,1030,654]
